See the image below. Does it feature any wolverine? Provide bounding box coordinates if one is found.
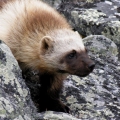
[0,0,95,113]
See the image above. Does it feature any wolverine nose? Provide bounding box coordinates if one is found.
[88,63,95,71]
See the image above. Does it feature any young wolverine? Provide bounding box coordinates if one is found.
[0,0,95,113]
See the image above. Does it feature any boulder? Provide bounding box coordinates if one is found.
[0,40,38,120]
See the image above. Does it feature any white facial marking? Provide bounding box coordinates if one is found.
[52,29,85,55]
[45,29,85,66]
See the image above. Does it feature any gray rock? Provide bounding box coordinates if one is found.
[0,40,38,120]
[37,111,80,120]
[42,0,61,8]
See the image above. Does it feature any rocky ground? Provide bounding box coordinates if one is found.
[0,0,120,120]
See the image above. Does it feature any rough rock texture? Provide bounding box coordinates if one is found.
[42,0,62,8]
[0,40,39,120]
[43,0,120,60]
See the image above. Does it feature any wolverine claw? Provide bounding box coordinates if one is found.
[64,105,70,113]
[39,99,70,113]
[53,100,70,113]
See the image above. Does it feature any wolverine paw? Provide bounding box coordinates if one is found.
[39,99,70,113]
[51,100,70,113]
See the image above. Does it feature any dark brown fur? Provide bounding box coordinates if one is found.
[38,73,69,112]
[60,50,95,77]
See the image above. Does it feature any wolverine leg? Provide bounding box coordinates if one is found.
[38,73,70,113]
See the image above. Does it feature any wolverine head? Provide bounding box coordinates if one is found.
[39,29,95,77]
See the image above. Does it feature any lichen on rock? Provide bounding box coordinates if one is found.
[0,40,38,120]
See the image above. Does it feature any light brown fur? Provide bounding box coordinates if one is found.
[0,0,14,9]
[0,0,72,71]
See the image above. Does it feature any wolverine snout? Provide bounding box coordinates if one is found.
[88,62,95,72]
[81,53,95,72]
[77,60,95,77]
[83,58,95,72]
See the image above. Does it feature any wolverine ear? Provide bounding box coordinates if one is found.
[40,36,54,52]
[75,31,83,39]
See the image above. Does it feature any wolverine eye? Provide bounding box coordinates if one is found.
[68,50,76,59]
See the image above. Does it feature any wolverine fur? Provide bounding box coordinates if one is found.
[0,0,95,112]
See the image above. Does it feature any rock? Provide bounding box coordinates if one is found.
[0,40,38,120]
[38,111,79,120]
[42,0,62,8]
